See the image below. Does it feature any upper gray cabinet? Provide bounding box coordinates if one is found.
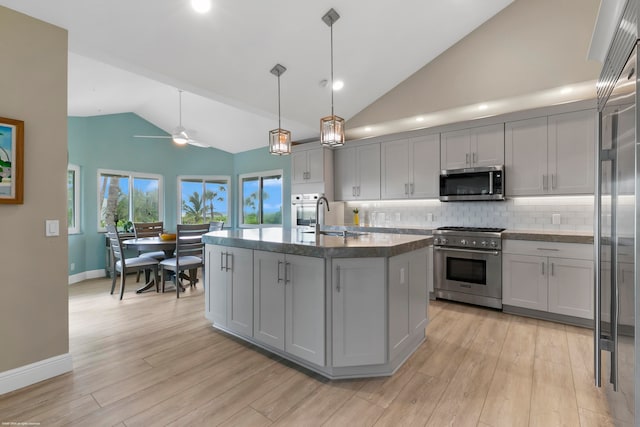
[291,144,334,198]
[440,123,504,170]
[381,134,440,199]
[334,143,381,201]
[505,110,595,196]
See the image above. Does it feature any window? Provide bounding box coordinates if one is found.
[97,169,162,231]
[68,164,80,234]
[239,170,283,226]
[178,176,230,225]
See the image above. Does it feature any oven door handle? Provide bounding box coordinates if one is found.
[434,247,500,256]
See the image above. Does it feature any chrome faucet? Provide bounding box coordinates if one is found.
[315,196,330,235]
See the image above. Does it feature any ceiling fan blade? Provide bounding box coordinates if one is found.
[187,140,208,148]
[133,135,172,139]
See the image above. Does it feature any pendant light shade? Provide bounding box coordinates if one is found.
[320,8,344,148]
[269,64,292,156]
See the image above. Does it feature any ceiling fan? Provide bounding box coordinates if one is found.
[134,90,207,147]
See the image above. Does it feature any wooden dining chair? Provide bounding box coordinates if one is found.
[209,221,224,231]
[133,221,166,282]
[160,223,210,298]
[106,224,160,300]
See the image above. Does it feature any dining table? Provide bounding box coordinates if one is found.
[123,236,177,293]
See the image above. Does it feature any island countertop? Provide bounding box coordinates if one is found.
[202,227,431,258]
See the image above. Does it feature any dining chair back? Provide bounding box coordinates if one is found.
[133,221,164,238]
[132,221,166,281]
[209,221,224,231]
[160,223,210,298]
[106,224,160,300]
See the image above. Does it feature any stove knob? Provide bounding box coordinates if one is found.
[441,238,448,244]
[460,239,468,245]
[471,240,477,246]
[433,238,440,244]
[490,241,498,248]
[481,240,488,247]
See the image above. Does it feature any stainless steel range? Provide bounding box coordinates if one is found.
[433,226,505,309]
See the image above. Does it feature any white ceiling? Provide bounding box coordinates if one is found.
[0,0,514,153]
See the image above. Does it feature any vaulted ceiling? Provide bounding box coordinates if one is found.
[0,0,516,153]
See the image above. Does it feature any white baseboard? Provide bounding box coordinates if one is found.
[0,353,73,395]
[68,269,106,285]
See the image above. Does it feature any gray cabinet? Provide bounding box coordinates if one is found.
[205,245,254,336]
[505,110,595,196]
[291,145,334,198]
[381,134,439,199]
[332,257,386,367]
[253,250,325,366]
[502,241,593,320]
[389,248,428,361]
[440,123,504,170]
[334,143,380,201]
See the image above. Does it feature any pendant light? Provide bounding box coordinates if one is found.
[269,64,292,156]
[320,8,345,148]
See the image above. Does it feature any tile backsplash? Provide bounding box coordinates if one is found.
[344,196,595,232]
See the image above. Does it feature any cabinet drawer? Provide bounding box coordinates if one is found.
[503,240,593,260]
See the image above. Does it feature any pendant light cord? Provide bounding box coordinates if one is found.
[330,20,334,117]
[277,74,282,129]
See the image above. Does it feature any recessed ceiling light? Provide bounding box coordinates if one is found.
[332,80,344,91]
[416,117,424,122]
[364,127,372,132]
[478,104,488,110]
[191,0,212,14]
[560,87,573,95]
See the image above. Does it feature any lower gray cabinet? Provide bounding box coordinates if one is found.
[332,257,386,367]
[205,245,253,336]
[253,250,325,366]
[389,248,428,361]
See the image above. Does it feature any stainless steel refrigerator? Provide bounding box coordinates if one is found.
[595,1,638,423]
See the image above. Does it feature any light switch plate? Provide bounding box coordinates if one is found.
[46,219,60,237]
[552,214,561,225]
[427,213,434,222]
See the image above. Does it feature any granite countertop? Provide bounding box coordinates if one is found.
[323,225,433,236]
[502,229,593,244]
[202,228,431,258]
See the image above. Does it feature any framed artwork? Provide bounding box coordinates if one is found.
[0,117,24,204]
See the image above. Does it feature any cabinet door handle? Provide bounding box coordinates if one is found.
[551,174,556,189]
[277,260,283,283]
[226,253,232,272]
[536,248,559,251]
[358,186,361,196]
[473,152,477,164]
[285,262,291,284]
[352,186,356,197]
[466,153,470,165]
[220,252,225,271]
[542,262,545,275]
[410,183,414,194]
[336,266,341,292]
[404,183,409,195]
[542,174,547,190]
[551,262,555,276]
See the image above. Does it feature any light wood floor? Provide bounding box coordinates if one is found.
[0,277,630,426]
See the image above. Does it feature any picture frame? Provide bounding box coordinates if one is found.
[0,117,24,204]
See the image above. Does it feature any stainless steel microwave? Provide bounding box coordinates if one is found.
[439,165,505,201]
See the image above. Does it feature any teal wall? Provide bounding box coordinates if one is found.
[68,113,236,276]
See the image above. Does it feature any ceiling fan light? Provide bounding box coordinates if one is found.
[269,128,292,155]
[320,114,344,147]
[173,127,189,145]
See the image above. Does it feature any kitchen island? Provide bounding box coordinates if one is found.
[202,228,431,379]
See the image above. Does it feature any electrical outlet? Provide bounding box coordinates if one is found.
[427,213,434,222]
[70,263,75,271]
[552,213,561,225]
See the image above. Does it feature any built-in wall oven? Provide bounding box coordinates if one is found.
[291,193,323,229]
[433,226,504,309]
